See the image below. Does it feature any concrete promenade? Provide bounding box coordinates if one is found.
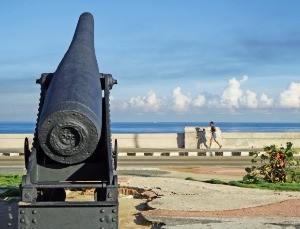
[120,175,300,228]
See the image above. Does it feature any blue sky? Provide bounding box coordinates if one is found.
[0,1,299,122]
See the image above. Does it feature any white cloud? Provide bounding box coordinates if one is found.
[245,90,258,109]
[279,82,300,108]
[125,91,161,112]
[206,98,219,108]
[240,75,248,83]
[145,91,160,110]
[220,76,247,109]
[117,77,298,116]
[260,93,273,107]
[121,102,129,109]
[192,94,206,107]
[172,87,191,112]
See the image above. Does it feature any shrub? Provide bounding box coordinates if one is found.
[244,142,299,183]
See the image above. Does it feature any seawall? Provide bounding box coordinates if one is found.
[184,126,300,149]
[0,127,299,154]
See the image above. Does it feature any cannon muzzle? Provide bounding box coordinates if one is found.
[38,12,102,164]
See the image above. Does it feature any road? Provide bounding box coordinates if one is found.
[0,156,256,174]
[119,156,253,167]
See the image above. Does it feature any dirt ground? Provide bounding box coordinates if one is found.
[158,165,245,182]
[1,166,299,228]
[119,197,151,229]
[162,166,245,177]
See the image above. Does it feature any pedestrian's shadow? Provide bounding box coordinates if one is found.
[195,127,208,149]
[0,199,18,228]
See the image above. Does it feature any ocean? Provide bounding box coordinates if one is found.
[0,122,300,134]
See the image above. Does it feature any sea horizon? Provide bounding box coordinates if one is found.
[0,121,300,134]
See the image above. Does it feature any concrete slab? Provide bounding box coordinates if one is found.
[153,152,162,156]
[241,151,250,156]
[118,153,128,157]
[124,176,300,212]
[188,152,198,156]
[206,152,215,156]
[169,152,179,156]
[222,151,232,156]
[135,152,145,156]
[121,175,300,228]
[158,217,300,229]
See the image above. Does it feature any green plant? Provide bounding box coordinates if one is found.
[244,142,299,183]
[203,177,300,191]
[228,179,300,191]
[204,179,227,185]
[185,177,198,181]
[0,174,22,187]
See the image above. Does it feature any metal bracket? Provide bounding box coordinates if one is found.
[99,73,117,90]
[21,186,38,202]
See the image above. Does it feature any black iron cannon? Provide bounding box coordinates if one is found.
[19,12,118,229]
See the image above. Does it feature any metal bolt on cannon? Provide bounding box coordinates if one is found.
[18,12,119,229]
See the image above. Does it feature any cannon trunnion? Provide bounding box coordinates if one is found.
[19,13,118,229]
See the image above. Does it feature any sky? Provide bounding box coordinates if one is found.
[0,1,300,122]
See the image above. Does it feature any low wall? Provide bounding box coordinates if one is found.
[0,133,184,153]
[222,132,300,149]
[184,126,300,149]
[112,133,184,148]
[0,129,299,154]
[0,134,34,153]
[185,126,222,149]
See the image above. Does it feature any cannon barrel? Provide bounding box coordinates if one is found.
[38,12,102,164]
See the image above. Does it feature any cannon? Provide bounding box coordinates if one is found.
[18,12,118,229]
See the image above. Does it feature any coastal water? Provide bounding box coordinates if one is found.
[0,121,300,134]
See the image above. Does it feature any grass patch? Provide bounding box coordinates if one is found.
[204,179,227,185]
[0,174,22,198]
[204,179,300,191]
[228,180,300,191]
[0,174,22,187]
[185,177,199,181]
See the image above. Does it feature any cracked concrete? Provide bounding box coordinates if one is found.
[122,176,300,211]
[120,175,300,228]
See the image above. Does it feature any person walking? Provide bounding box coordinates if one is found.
[208,121,222,149]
